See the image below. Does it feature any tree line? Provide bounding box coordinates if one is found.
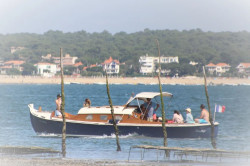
[1,29,250,76]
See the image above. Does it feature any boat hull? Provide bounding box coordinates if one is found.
[30,113,218,138]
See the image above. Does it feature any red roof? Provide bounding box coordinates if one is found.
[82,64,97,71]
[238,63,250,68]
[74,62,83,67]
[206,63,230,67]
[4,60,25,65]
[103,57,119,64]
[216,63,230,67]
[205,63,216,67]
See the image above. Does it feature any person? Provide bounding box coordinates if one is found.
[195,104,209,123]
[83,98,91,108]
[172,110,184,123]
[184,108,195,123]
[140,104,147,120]
[143,98,159,122]
[55,94,62,118]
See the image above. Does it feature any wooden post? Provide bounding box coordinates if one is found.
[105,73,121,151]
[60,48,66,157]
[202,66,216,149]
[156,39,168,147]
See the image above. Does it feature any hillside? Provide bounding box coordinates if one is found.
[1,29,250,69]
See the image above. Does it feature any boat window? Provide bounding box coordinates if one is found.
[115,116,122,120]
[100,115,108,120]
[86,115,93,120]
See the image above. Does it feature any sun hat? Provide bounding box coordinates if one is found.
[185,108,191,113]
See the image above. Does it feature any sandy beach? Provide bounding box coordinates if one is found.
[0,75,250,85]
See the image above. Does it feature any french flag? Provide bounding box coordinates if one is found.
[215,104,225,113]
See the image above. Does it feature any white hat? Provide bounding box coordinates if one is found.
[185,108,191,113]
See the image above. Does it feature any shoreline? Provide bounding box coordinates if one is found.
[0,75,250,85]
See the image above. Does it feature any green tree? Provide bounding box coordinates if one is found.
[21,63,36,75]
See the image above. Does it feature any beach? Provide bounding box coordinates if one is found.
[0,75,250,85]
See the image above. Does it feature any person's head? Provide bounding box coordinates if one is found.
[85,98,90,103]
[185,108,191,114]
[174,110,180,115]
[140,104,145,111]
[57,94,61,99]
[146,98,151,102]
[200,104,205,110]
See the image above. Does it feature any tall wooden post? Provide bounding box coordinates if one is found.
[156,39,168,147]
[105,73,121,151]
[202,66,216,149]
[60,48,66,157]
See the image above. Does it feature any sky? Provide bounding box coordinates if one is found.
[0,0,250,34]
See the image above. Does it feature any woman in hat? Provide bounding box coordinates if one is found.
[185,108,194,123]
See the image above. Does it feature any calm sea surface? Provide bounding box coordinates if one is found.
[0,84,250,160]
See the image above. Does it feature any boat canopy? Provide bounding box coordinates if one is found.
[125,92,173,106]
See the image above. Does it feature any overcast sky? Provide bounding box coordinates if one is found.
[1,0,250,34]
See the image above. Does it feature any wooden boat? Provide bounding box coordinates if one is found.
[29,92,219,138]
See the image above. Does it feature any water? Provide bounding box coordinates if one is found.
[0,84,250,160]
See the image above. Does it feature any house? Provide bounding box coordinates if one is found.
[139,54,179,75]
[73,62,83,75]
[4,60,25,71]
[34,62,57,77]
[102,57,120,75]
[236,63,250,75]
[10,46,25,54]
[0,60,25,74]
[52,54,78,66]
[205,63,231,76]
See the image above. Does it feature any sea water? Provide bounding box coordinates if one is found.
[0,84,250,160]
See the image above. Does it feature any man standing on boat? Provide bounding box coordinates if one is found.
[144,98,159,122]
[55,94,62,117]
[195,104,209,123]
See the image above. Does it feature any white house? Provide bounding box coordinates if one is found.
[205,63,231,76]
[139,54,179,75]
[236,63,250,75]
[102,57,120,75]
[34,62,57,77]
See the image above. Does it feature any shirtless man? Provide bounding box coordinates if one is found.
[55,94,62,117]
[195,104,209,123]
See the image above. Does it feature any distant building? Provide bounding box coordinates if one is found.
[42,53,78,67]
[189,61,198,66]
[34,62,57,77]
[205,63,231,76]
[236,63,250,75]
[0,60,25,74]
[102,57,120,75]
[139,54,179,75]
[10,46,25,54]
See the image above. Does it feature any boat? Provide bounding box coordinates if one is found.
[28,92,219,138]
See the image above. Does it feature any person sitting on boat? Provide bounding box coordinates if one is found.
[184,108,195,123]
[172,110,184,123]
[195,104,209,123]
[83,98,91,108]
[143,98,159,122]
[139,104,147,120]
[55,94,62,118]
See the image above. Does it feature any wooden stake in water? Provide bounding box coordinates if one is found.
[60,48,67,157]
[105,73,121,151]
[202,66,216,149]
[156,39,168,147]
